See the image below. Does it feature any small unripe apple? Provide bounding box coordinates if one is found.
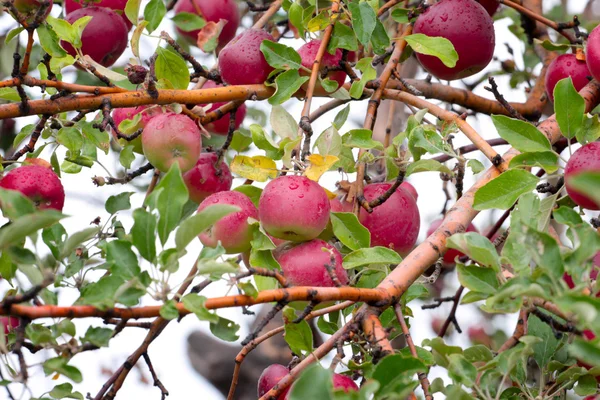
[297,39,347,91]
[274,239,348,287]
[476,0,499,16]
[0,317,19,335]
[174,0,239,49]
[427,218,478,265]
[198,191,258,254]
[0,165,65,211]
[142,113,202,173]
[200,81,247,135]
[218,28,275,85]
[545,54,590,102]
[359,182,420,255]
[112,106,165,153]
[564,142,600,210]
[13,0,53,22]
[586,25,600,82]
[257,364,290,399]
[413,0,495,80]
[259,175,331,241]
[62,7,129,67]
[183,152,232,204]
[400,181,418,201]
[64,0,131,29]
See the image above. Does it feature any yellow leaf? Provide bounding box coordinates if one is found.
[230,155,277,182]
[305,154,339,182]
[323,187,338,200]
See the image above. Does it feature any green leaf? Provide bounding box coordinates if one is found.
[370,19,390,55]
[288,2,305,38]
[406,159,453,176]
[408,125,454,160]
[268,69,309,105]
[105,192,133,214]
[171,11,205,31]
[143,0,166,33]
[508,151,559,173]
[26,324,55,345]
[57,127,84,154]
[46,16,77,44]
[568,171,600,207]
[5,27,24,43]
[447,232,500,271]
[0,88,20,102]
[569,338,600,367]
[119,145,135,169]
[333,105,350,130]
[43,357,83,383]
[131,208,157,262]
[125,0,141,25]
[330,212,370,251]
[61,227,99,259]
[473,169,539,210]
[464,345,494,362]
[349,1,377,45]
[523,226,564,278]
[528,313,561,369]
[283,307,313,356]
[448,354,477,387]
[0,210,65,249]
[405,33,458,68]
[271,105,298,139]
[196,259,239,276]
[49,382,83,400]
[554,77,585,139]
[391,8,410,23]
[343,247,402,269]
[154,163,189,245]
[553,206,582,226]
[81,326,113,347]
[457,265,499,295]
[250,124,282,158]
[314,126,342,157]
[0,188,36,219]
[289,364,333,400]
[210,316,240,342]
[107,240,140,279]
[155,47,189,90]
[175,204,239,251]
[160,299,179,320]
[349,57,375,99]
[467,159,485,174]
[343,129,383,150]
[328,22,358,53]
[260,40,302,70]
[577,114,600,145]
[492,115,551,152]
[233,185,262,207]
[372,354,426,395]
[181,293,218,323]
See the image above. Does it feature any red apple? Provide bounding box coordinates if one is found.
[259,175,331,241]
[0,317,19,335]
[274,239,348,287]
[62,7,129,67]
[545,54,591,102]
[257,364,290,399]
[427,218,478,265]
[359,182,420,255]
[198,191,258,254]
[23,158,52,169]
[218,28,275,85]
[564,142,600,210]
[332,374,359,392]
[586,25,600,82]
[141,113,202,173]
[200,81,247,135]
[64,0,131,29]
[330,196,353,213]
[183,152,232,204]
[13,0,53,22]
[476,0,499,16]
[112,105,165,153]
[0,165,65,211]
[400,181,418,201]
[468,326,492,347]
[173,0,239,49]
[413,0,495,80]
[297,39,346,91]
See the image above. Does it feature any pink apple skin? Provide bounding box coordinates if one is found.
[0,317,19,335]
[62,7,129,67]
[587,25,600,82]
[400,181,418,201]
[257,364,290,399]
[413,0,495,80]
[174,0,239,48]
[427,219,478,265]
[198,191,258,254]
[359,183,420,256]
[297,39,347,91]
[0,165,65,211]
[142,113,202,173]
[259,175,331,241]
[330,197,353,213]
[183,152,232,204]
[564,142,600,210]
[545,54,591,102]
[476,0,499,16]
[112,106,165,153]
[218,29,275,85]
[201,81,247,135]
[274,239,348,287]
[64,0,131,29]
[332,374,359,392]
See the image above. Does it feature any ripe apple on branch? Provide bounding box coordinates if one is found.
[0,0,598,399]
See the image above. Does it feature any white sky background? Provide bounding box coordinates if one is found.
[0,0,593,399]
